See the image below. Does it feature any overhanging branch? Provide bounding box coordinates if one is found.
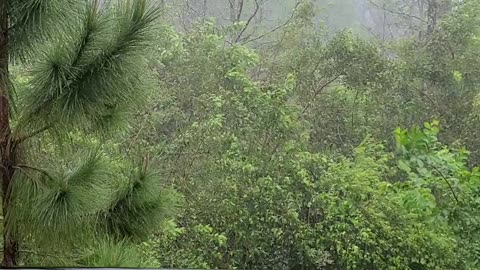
[14,125,51,144]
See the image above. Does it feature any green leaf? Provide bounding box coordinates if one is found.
[398,160,411,172]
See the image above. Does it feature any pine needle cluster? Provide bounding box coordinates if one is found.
[2,0,177,266]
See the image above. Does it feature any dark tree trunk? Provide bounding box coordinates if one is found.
[0,0,18,267]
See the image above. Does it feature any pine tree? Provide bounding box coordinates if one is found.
[0,0,176,267]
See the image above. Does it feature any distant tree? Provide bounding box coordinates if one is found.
[364,0,453,40]
[0,0,176,267]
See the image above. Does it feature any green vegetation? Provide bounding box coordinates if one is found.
[0,0,178,267]
[1,0,480,269]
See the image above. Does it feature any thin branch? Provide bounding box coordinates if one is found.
[236,0,244,22]
[241,1,301,45]
[14,125,51,144]
[184,0,201,16]
[302,75,341,114]
[367,0,427,23]
[228,0,236,22]
[126,113,150,154]
[428,164,460,204]
[14,164,54,181]
[234,0,260,43]
[351,89,360,131]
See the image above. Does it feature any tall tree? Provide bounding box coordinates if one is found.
[0,0,175,267]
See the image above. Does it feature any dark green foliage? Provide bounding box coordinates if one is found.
[102,162,180,240]
[3,0,178,267]
[8,0,78,61]
[9,155,101,251]
[7,142,178,264]
[18,0,159,133]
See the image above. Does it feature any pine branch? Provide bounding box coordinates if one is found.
[14,125,51,144]
[102,161,179,240]
[13,164,54,181]
[9,0,78,61]
[20,0,160,132]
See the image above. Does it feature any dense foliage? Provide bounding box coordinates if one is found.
[139,1,480,269]
[1,0,480,269]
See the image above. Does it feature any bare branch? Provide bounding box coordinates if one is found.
[234,0,260,43]
[367,0,427,23]
[241,1,301,45]
[236,0,244,22]
[228,0,236,22]
[302,75,341,114]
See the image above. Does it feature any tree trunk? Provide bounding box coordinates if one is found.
[0,0,18,267]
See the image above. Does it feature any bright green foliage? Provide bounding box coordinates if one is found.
[78,238,145,267]
[395,121,480,269]
[136,22,479,269]
[129,1,480,269]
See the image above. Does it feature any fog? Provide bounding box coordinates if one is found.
[155,0,449,41]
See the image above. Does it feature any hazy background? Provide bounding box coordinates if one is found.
[155,0,446,41]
